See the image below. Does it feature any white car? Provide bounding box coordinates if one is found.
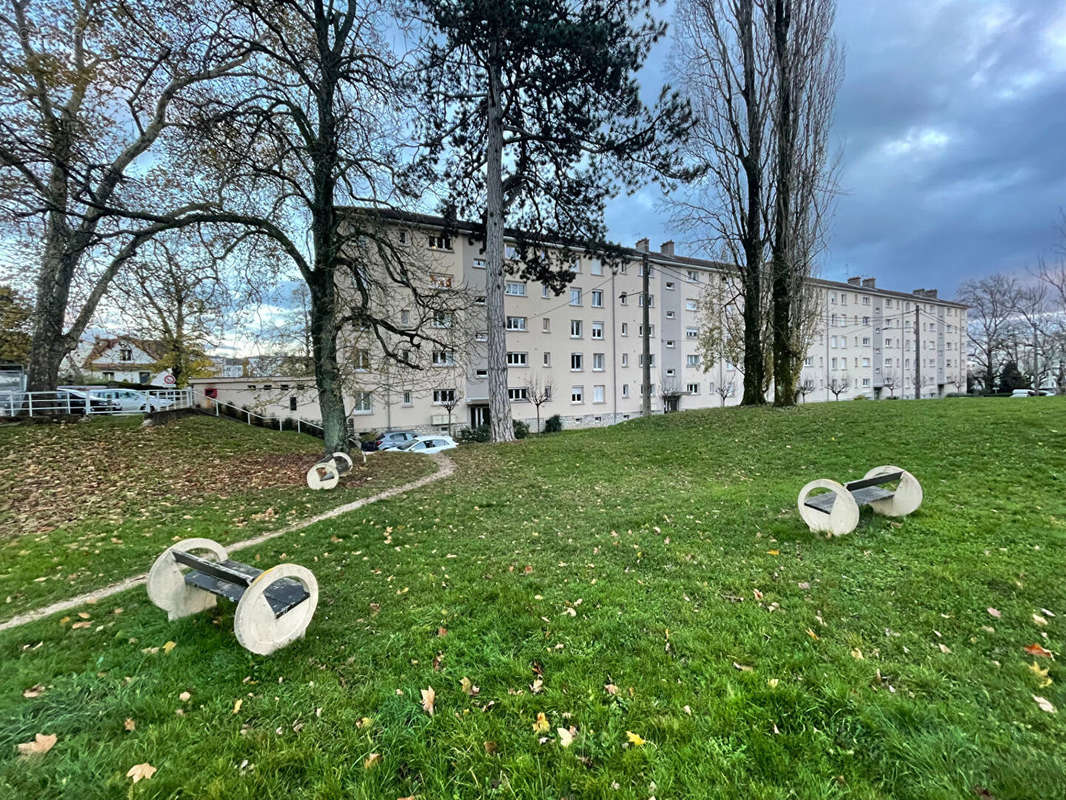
[1009,389,1036,398]
[78,388,174,412]
[382,435,457,454]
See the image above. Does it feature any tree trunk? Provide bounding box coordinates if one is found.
[483,53,515,443]
[308,272,348,454]
[771,0,796,407]
[26,234,77,390]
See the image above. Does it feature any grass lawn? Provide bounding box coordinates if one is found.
[1,397,1065,799]
[0,414,435,615]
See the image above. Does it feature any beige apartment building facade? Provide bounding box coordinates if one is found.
[191,213,968,434]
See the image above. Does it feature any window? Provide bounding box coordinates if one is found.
[621,383,630,398]
[433,389,456,404]
[473,257,486,269]
[506,316,527,331]
[571,386,584,403]
[476,330,488,342]
[804,356,813,367]
[505,282,526,296]
[862,316,870,326]
[402,390,413,405]
[475,295,486,305]
[570,320,583,338]
[506,352,528,367]
[433,311,454,328]
[593,353,605,371]
[686,327,698,339]
[593,385,605,404]
[400,309,411,325]
[591,321,604,340]
[590,260,603,276]
[831,357,838,369]
[542,284,551,298]
[430,272,453,288]
[570,288,582,306]
[687,270,700,282]
[508,387,529,401]
[863,378,871,387]
[505,244,517,259]
[119,347,133,361]
[621,322,629,336]
[687,383,699,394]
[619,292,628,305]
[543,352,551,367]
[570,353,584,371]
[862,357,870,367]
[353,391,372,413]
[139,372,151,384]
[288,396,298,411]
[840,292,847,304]
[686,354,700,367]
[398,230,408,245]
[665,339,676,349]
[638,353,655,367]
[665,368,676,377]
[542,318,551,333]
[685,299,698,312]
[665,281,675,291]
[427,234,452,250]
[621,353,629,367]
[863,296,870,305]
[665,310,675,319]
[591,289,603,308]
[569,257,581,273]
[862,337,871,345]
[354,349,371,370]
[638,293,654,307]
[431,349,456,366]
[475,369,487,379]
[638,324,654,337]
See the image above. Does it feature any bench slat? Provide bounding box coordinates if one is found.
[181,558,311,618]
[804,485,895,514]
[173,551,257,586]
[845,472,903,492]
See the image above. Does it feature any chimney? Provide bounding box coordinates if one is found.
[861,278,876,289]
[925,289,938,299]
[847,276,861,286]
[659,240,675,257]
[635,237,649,253]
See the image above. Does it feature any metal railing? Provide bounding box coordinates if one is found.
[203,396,366,452]
[0,388,194,418]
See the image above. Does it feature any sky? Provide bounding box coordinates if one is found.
[606,0,1066,300]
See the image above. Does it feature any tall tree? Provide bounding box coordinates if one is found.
[413,0,691,441]
[0,285,32,363]
[957,273,1022,394]
[671,0,773,405]
[168,0,461,454]
[765,0,840,406]
[0,0,247,390]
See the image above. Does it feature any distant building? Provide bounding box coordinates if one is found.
[76,336,174,386]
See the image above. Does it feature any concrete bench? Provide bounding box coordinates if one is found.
[797,465,923,536]
[147,537,318,655]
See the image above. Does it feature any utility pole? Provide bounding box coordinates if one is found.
[641,252,651,416]
[913,304,921,399]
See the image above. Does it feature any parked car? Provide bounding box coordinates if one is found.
[55,389,121,413]
[368,430,419,451]
[381,435,457,455]
[1009,389,1036,398]
[59,387,175,412]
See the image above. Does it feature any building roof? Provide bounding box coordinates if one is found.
[81,336,168,368]
[349,207,967,309]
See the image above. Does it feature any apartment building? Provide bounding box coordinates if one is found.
[192,212,968,433]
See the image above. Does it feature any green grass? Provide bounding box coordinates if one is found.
[0,415,434,614]
[1,398,1064,799]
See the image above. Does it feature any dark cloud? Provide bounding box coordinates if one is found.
[605,0,1066,299]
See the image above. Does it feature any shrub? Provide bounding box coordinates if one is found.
[513,420,530,439]
[458,425,489,443]
[543,414,563,433]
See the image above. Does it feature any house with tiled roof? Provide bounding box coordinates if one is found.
[77,336,175,386]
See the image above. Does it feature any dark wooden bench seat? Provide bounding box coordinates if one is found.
[173,550,311,618]
[803,471,902,514]
[797,466,922,537]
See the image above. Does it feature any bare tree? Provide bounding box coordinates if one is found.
[671,0,773,405]
[797,377,814,402]
[957,274,1023,394]
[0,0,248,390]
[881,371,897,398]
[715,380,736,407]
[696,270,773,396]
[436,387,462,437]
[828,376,848,400]
[766,0,842,407]
[525,375,553,433]
[1012,282,1057,390]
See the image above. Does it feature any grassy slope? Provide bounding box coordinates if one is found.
[1,398,1064,800]
[0,415,434,614]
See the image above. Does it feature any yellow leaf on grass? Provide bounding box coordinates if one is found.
[232,699,243,714]
[421,686,436,716]
[126,762,157,783]
[71,621,91,630]
[1029,661,1053,688]
[806,628,820,640]
[533,712,550,733]
[460,677,479,697]
[531,678,544,694]
[557,727,575,748]
[124,718,135,732]
[767,550,780,556]
[851,648,864,660]
[16,733,57,757]
[626,731,646,746]
[162,641,176,654]
[364,752,381,769]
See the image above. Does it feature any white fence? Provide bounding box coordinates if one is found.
[0,388,194,418]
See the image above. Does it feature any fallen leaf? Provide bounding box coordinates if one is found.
[987,608,1001,619]
[162,641,176,654]
[806,628,820,640]
[421,686,435,716]
[232,699,243,714]
[683,704,692,714]
[733,662,753,672]
[557,727,575,747]
[1033,695,1057,713]
[767,550,780,556]
[767,678,780,688]
[460,677,479,697]
[604,683,619,695]
[22,684,45,698]
[16,733,57,757]
[483,740,498,754]
[364,752,381,769]
[71,621,91,630]
[1024,643,1054,658]
[437,627,448,637]
[851,648,864,660]
[1033,614,1048,626]
[1029,661,1053,688]
[179,691,191,702]
[530,678,544,694]
[938,643,952,654]
[126,762,157,783]
[626,730,646,746]
[124,718,135,732]
[533,712,550,733]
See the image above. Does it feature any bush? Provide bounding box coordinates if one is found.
[513,420,530,439]
[457,425,489,443]
[543,414,563,434]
